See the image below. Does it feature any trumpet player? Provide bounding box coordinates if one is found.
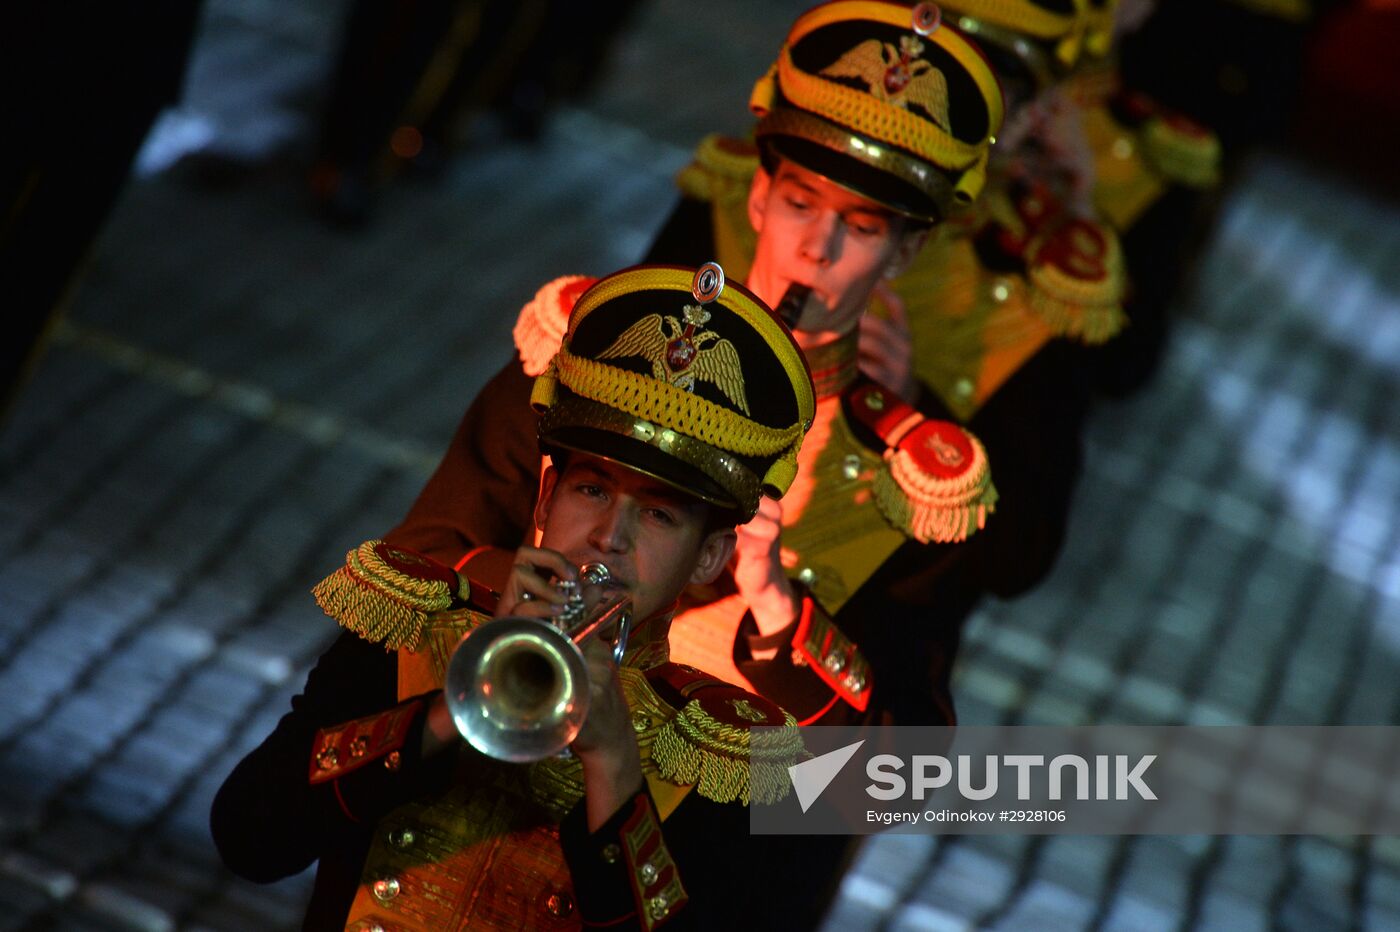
[211,266,848,929]
[385,2,1012,729]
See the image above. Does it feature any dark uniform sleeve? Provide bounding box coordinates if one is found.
[210,632,455,891]
[384,358,542,565]
[734,589,872,725]
[559,784,849,930]
[963,339,1090,598]
[1096,183,1206,398]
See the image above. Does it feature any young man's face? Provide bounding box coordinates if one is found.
[534,454,736,624]
[746,158,928,348]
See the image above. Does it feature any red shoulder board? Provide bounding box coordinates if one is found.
[649,662,788,726]
[845,381,977,478]
[845,382,925,449]
[375,541,459,591]
[846,381,997,544]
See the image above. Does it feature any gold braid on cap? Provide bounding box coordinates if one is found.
[538,396,766,512]
[750,1,1003,206]
[571,267,813,421]
[538,349,805,501]
[532,266,814,501]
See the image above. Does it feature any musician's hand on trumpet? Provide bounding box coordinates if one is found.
[497,546,579,620]
[572,635,646,831]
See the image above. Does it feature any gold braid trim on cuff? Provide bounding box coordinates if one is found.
[652,701,803,805]
[514,275,592,376]
[874,431,998,544]
[310,540,454,651]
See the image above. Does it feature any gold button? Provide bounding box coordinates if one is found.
[389,828,415,849]
[372,877,400,901]
[844,670,867,694]
[797,567,817,586]
[791,648,809,668]
[316,748,339,771]
[632,713,652,732]
[639,861,658,885]
[601,843,621,864]
[954,377,974,399]
[824,652,847,674]
[842,454,861,480]
[349,736,368,759]
[649,894,670,920]
[545,891,575,917]
[383,751,401,771]
[991,281,1011,303]
[864,391,885,411]
[632,420,656,442]
[1112,136,1134,159]
[659,429,677,451]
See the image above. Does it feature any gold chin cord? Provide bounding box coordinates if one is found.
[443,563,633,763]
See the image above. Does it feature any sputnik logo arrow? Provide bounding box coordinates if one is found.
[789,739,865,813]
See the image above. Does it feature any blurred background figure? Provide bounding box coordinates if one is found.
[309,0,642,225]
[3,2,204,421]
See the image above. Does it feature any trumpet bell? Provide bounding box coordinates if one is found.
[445,617,590,762]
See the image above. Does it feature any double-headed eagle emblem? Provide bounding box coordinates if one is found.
[598,303,750,415]
[821,34,950,131]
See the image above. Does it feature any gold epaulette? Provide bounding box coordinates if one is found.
[1141,112,1222,190]
[512,275,597,376]
[845,381,998,544]
[1026,217,1127,345]
[311,540,468,651]
[649,664,802,805]
[675,134,760,204]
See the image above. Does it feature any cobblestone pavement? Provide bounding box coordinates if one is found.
[3,2,1399,930]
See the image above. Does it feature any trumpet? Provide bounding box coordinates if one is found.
[775,282,810,329]
[444,563,632,762]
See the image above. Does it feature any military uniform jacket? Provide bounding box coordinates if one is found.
[387,329,998,727]
[647,139,1098,602]
[210,618,844,931]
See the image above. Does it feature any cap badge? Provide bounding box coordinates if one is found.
[821,34,949,129]
[599,304,751,415]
